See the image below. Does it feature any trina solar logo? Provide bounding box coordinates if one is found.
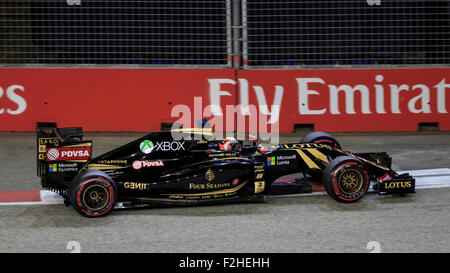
[46,147,91,161]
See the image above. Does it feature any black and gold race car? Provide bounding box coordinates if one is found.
[36,122,415,217]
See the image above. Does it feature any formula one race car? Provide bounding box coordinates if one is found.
[36,122,415,217]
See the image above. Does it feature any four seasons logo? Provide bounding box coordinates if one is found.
[205,168,215,182]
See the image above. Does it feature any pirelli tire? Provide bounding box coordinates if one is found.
[301,131,341,149]
[68,170,117,217]
[323,156,370,203]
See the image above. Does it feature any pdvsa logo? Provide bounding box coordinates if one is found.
[46,147,92,161]
[46,148,60,161]
[0,85,26,115]
[132,160,164,170]
[61,150,90,158]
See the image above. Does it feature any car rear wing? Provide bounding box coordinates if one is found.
[36,122,91,177]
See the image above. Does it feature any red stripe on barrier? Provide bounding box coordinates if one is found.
[1,67,449,132]
[0,190,41,203]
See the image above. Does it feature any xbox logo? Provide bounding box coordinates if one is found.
[140,140,154,154]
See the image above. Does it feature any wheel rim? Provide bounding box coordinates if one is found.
[82,184,109,211]
[338,169,363,195]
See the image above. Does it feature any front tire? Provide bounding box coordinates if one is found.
[323,156,370,203]
[301,131,341,149]
[68,171,116,217]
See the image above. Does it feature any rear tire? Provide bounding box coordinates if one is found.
[68,170,116,217]
[301,131,341,149]
[323,156,370,203]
